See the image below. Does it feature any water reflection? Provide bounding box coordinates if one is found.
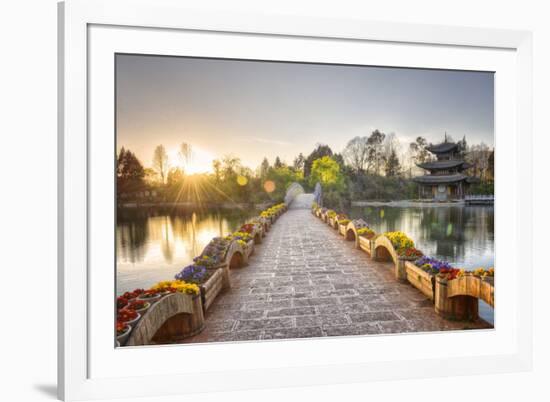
[349,206,494,269]
[116,208,257,295]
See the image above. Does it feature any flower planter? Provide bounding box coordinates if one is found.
[338,224,347,236]
[116,325,131,346]
[200,268,224,312]
[126,293,205,346]
[358,235,372,255]
[137,293,161,304]
[245,239,255,258]
[120,312,141,328]
[481,276,494,286]
[480,277,495,307]
[132,302,151,315]
[404,261,435,301]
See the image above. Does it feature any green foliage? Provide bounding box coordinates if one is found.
[304,144,333,177]
[347,173,418,201]
[309,156,344,190]
[266,165,303,201]
[469,181,494,195]
[117,147,145,193]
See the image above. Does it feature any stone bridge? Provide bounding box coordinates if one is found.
[182,196,490,343]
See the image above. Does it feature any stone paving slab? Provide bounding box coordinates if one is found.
[182,206,492,344]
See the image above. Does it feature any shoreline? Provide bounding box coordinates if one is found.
[351,199,492,207]
[117,201,272,210]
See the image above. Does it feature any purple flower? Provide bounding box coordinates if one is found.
[175,264,207,284]
[415,256,453,272]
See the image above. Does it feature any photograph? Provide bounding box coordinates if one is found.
[114,54,495,347]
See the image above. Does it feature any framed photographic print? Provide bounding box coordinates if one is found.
[58,0,533,400]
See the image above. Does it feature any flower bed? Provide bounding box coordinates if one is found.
[384,231,415,254]
[357,227,375,240]
[398,247,423,260]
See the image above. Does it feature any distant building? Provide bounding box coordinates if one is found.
[413,137,477,201]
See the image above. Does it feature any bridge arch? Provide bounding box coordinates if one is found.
[344,219,368,248]
[126,293,205,346]
[372,235,399,266]
[284,182,305,206]
[435,275,494,321]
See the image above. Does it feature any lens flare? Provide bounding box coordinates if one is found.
[263,180,276,193]
[236,175,248,186]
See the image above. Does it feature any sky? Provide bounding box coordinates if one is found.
[116,54,494,173]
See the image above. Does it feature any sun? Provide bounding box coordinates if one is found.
[168,146,214,174]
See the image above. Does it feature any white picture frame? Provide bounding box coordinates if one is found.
[58,0,533,400]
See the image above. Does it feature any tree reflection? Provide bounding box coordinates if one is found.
[349,205,494,268]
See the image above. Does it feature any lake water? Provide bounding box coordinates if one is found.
[116,208,258,295]
[348,205,495,324]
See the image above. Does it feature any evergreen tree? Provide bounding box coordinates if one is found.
[384,148,401,177]
[292,153,305,173]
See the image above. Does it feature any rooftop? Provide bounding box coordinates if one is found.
[413,173,468,184]
[426,142,459,154]
[417,160,471,170]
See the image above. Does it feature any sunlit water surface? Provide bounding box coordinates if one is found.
[116,208,258,295]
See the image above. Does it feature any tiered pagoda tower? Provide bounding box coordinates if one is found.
[413,136,476,201]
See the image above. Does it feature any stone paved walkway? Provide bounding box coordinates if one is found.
[184,201,491,343]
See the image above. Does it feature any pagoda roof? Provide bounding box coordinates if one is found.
[417,160,467,170]
[426,142,459,154]
[413,173,468,184]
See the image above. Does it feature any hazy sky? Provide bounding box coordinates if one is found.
[116,54,494,173]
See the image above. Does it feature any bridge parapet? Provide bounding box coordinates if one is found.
[126,292,204,346]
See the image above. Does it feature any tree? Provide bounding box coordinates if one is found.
[221,154,241,180]
[152,144,169,184]
[166,167,185,187]
[304,144,333,177]
[487,149,494,180]
[343,136,369,173]
[179,142,192,172]
[117,147,145,193]
[309,156,344,190]
[260,157,270,178]
[274,156,283,169]
[366,130,386,175]
[409,136,431,164]
[292,153,305,173]
[266,165,302,201]
[466,143,491,180]
[384,148,401,177]
[212,159,222,182]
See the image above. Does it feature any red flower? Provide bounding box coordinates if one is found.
[116,320,129,336]
[117,296,128,309]
[126,300,147,311]
[240,223,255,234]
[117,309,138,322]
[122,288,144,300]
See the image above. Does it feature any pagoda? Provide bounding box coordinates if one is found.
[413,135,476,201]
